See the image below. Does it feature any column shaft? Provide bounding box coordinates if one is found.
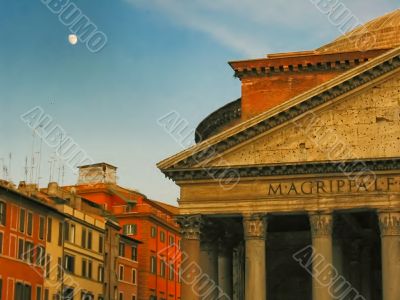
[243,214,267,300]
[309,213,333,300]
[177,215,203,300]
[379,212,400,300]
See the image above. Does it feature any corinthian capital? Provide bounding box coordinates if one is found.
[243,214,267,240]
[176,215,204,240]
[309,212,333,238]
[378,211,400,236]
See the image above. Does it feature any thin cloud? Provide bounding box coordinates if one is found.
[124,0,398,57]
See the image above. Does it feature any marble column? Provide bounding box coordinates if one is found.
[378,211,400,300]
[200,237,219,300]
[243,214,267,300]
[177,215,204,300]
[218,236,233,298]
[309,212,333,300]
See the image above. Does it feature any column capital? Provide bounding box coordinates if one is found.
[378,211,400,236]
[243,214,267,240]
[309,212,333,238]
[176,215,204,240]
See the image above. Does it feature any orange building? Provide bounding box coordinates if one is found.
[0,181,61,300]
[69,163,181,300]
[117,235,140,300]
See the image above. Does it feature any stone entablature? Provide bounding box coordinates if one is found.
[178,171,400,215]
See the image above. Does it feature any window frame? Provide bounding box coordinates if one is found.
[27,212,33,236]
[19,208,26,233]
[0,201,6,226]
[39,216,45,241]
[132,269,137,285]
[119,265,124,281]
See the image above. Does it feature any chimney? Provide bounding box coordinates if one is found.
[77,163,117,185]
[18,181,38,195]
[47,182,59,196]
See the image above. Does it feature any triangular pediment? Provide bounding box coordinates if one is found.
[202,74,400,168]
[157,47,400,177]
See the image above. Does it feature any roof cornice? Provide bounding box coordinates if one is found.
[158,46,400,175]
[163,158,400,181]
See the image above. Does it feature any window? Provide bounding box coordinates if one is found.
[160,231,165,242]
[132,269,137,285]
[47,218,52,242]
[123,224,137,235]
[57,257,62,280]
[44,289,49,300]
[88,261,93,279]
[150,256,157,274]
[69,224,75,243]
[119,293,123,300]
[58,222,63,246]
[169,236,174,245]
[150,226,156,238]
[81,292,94,300]
[98,265,104,283]
[169,262,175,281]
[45,255,50,278]
[36,246,45,266]
[64,255,75,273]
[81,228,87,247]
[132,296,136,300]
[119,243,125,257]
[64,222,70,242]
[0,278,2,300]
[19,208,26,233]
[99,235,104,254]
[39,217,45,240]
[63,287,74,300]
[160,259,166,277]
[131,246,137,261]
[82,259,87,277]
[88,231,92,250]
[18,238,24,260]
[27,212,33,236]
[24,241,34,263]
[0,202,5,226]
[15,283,31,299]
[119,265,124,280]
[0,231,3,254]
[36,286,42,300]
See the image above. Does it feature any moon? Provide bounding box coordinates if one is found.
[68,34,78,45]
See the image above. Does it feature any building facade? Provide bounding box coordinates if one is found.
[71,163,181,300]
[0,182,50,300]
[117,235,140,300]
[158,10,400,300]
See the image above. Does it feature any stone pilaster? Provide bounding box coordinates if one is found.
[177,215,204,300]
[378,211,400,300]
[309,212,333,300]
[243,214,267,300]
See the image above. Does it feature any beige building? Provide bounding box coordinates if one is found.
[158,10,400,300]
[42,183,106,300]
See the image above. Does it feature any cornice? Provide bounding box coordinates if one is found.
[163,158,400,181]
[157,46,400,173]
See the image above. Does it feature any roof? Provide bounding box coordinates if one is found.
[146,199,179,216]
[318,9,400,53]
[78,162,118,169]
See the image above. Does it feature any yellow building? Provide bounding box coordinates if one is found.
[42,183,106,300]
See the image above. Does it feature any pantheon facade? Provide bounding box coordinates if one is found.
[158,10,400,300]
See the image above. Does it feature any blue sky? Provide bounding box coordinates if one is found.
[1,0,399,205]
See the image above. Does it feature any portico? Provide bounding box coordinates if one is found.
[158,10,400,300]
